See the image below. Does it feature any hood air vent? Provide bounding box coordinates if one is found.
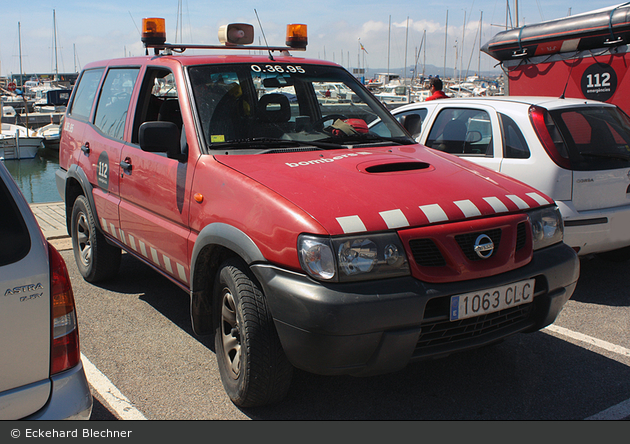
[365,161,430,173]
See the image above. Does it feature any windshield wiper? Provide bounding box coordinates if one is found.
[320,134,416,146]
[210,137,347,150]
[579,152,630,161]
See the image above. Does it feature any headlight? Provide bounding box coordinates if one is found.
[298,233,410,282]
[528,206,564,250]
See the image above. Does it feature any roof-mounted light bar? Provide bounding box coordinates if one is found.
[218,24,254,45]
[286,24,307,48]
[140,18,308,54]
[141,18,167,47]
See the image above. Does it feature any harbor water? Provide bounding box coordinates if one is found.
[3,148,61,204]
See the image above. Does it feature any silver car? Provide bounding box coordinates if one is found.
[0,161,92,420]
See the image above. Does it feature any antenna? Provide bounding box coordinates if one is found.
[560,58,577,99]
[254,9,274,61]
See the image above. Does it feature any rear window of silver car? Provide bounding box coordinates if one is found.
[0,179,31,266]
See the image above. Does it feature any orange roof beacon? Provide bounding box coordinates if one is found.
[57,18,579,407]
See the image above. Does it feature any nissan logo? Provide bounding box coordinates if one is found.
[474,234,495,259]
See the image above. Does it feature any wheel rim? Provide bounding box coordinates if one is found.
[75,212,92,267]
[220,288,241,379]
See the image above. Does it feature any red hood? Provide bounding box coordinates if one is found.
[215,145,552,235]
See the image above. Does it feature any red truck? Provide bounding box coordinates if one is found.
[57,18,579,407]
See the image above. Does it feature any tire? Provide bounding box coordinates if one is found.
[596,245,630,262]
[71,195,121,282]
[214,258,293,407]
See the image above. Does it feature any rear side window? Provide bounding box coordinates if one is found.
[550,106,630,171]
[68,68,104,120]
[0,179,30,266]
[499,113,530,159]
[426,108,493,155]
[94,68,140,140]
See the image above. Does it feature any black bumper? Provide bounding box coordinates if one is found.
[251,242,579,377]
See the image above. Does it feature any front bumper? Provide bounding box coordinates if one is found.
[252,242,579,377]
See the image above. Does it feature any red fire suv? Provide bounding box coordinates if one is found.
[56,19,579,407]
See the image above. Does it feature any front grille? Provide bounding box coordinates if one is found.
[516,222,527,251]
[409,238,446,267]
[455,228,502,261]
[414,303,534,355]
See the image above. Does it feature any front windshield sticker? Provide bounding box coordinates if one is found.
[250,64,305,74]
[285,151,372,168]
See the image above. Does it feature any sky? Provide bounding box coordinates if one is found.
[0,0,623,80]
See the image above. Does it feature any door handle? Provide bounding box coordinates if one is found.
[81,142,90,155]
[120,158,133,173]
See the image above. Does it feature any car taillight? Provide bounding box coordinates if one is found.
[49,243,80,375]
[529,105,571,169]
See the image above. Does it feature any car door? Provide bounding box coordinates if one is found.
[118,67,193,287]
[84,67,140,239]
[419,103,502,172]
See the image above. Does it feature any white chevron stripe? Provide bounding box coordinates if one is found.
[483,196,508,213]
[379,209,410,229]
[506,195,530,210]
[454,199,481,218]
[139,241,148,258]
[150,247,160,265]
[336,215,367,233]
[420,204,448,223]
[526,192,550,206]
[177,263,187,283]
[128,234,137,251]
[163,255,173,274]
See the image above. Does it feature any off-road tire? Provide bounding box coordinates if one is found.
[214,258,293,407]
[71,195,121,282]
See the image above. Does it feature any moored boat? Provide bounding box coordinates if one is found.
[0,123,45,160]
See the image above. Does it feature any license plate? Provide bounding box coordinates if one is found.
[450,279,535,321]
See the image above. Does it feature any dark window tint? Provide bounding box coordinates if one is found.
[499,113,530,158]
[426,108,493,155]
[69,68,104,120]
[132,68,180,147]
[549,106,630,171]
[94,68,140,140]
[0,179,31,266]
[371,109,426,138]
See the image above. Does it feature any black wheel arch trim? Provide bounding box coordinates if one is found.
[189,223,266,335]
[190,222,266,285]
[63,164,103,234]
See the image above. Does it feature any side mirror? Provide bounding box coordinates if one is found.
[139,121,185,160]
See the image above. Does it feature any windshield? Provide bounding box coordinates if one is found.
[188,63,412,152]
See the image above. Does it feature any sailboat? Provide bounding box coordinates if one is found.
[0,22,45,160]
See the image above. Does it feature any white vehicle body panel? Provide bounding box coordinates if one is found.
[389,96,630,256]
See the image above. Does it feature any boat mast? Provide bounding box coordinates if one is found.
[18,22,23,88]
[403,16,411,101]
[387,15,391,83]
[53,9,59,80]
[444,10,448,78]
